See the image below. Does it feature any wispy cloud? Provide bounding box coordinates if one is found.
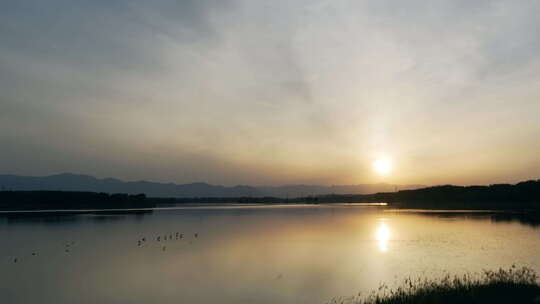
[1,0,539,185]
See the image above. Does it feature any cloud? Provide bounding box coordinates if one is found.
[1,0,540,185]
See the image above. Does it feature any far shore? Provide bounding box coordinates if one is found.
[1,178,540,213]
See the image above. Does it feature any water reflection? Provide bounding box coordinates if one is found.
[384,209,540,229]
[0,210,153,225]
[491,213,540,228]
[1,206,539,304]
[375,220,391,253]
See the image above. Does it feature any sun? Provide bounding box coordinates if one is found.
[373,158,392,175]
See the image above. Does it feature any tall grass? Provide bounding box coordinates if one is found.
[328,266,540,304]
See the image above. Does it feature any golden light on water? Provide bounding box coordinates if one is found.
[375,221,391,253]
[373,158,392,175]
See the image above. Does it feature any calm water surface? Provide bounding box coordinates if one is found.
[1,204,539,304]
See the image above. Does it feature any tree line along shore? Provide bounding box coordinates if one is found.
[0,179,539,211]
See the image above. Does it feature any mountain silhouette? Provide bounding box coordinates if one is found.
[0,173,423,198]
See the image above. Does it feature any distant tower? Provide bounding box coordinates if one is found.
[394,185,398,192]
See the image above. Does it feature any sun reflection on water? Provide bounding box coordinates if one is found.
[376,221,391,253]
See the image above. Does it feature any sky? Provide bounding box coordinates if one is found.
[1,0,540,186]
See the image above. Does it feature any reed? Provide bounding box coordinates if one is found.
[328,266,540,304]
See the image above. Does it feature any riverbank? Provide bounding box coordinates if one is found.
[330,266,540,304]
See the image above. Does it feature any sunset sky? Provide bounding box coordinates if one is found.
[1,0,540,186]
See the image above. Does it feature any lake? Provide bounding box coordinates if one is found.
[1,204,539,304]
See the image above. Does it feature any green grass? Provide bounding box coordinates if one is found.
[329,266,540,304]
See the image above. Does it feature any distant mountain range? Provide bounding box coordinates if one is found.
[0,173,424,198]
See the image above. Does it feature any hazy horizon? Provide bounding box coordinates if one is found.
[2,171,428,188]
[3,171,539,189]
[2,0,540,186]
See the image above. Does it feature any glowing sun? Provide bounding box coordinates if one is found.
[373,158,392,175]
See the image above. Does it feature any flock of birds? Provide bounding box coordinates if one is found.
[137,232,199,252]
[12,241,77,263]
[11,232,200,264]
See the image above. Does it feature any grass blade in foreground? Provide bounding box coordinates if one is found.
[329,266,540,304]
